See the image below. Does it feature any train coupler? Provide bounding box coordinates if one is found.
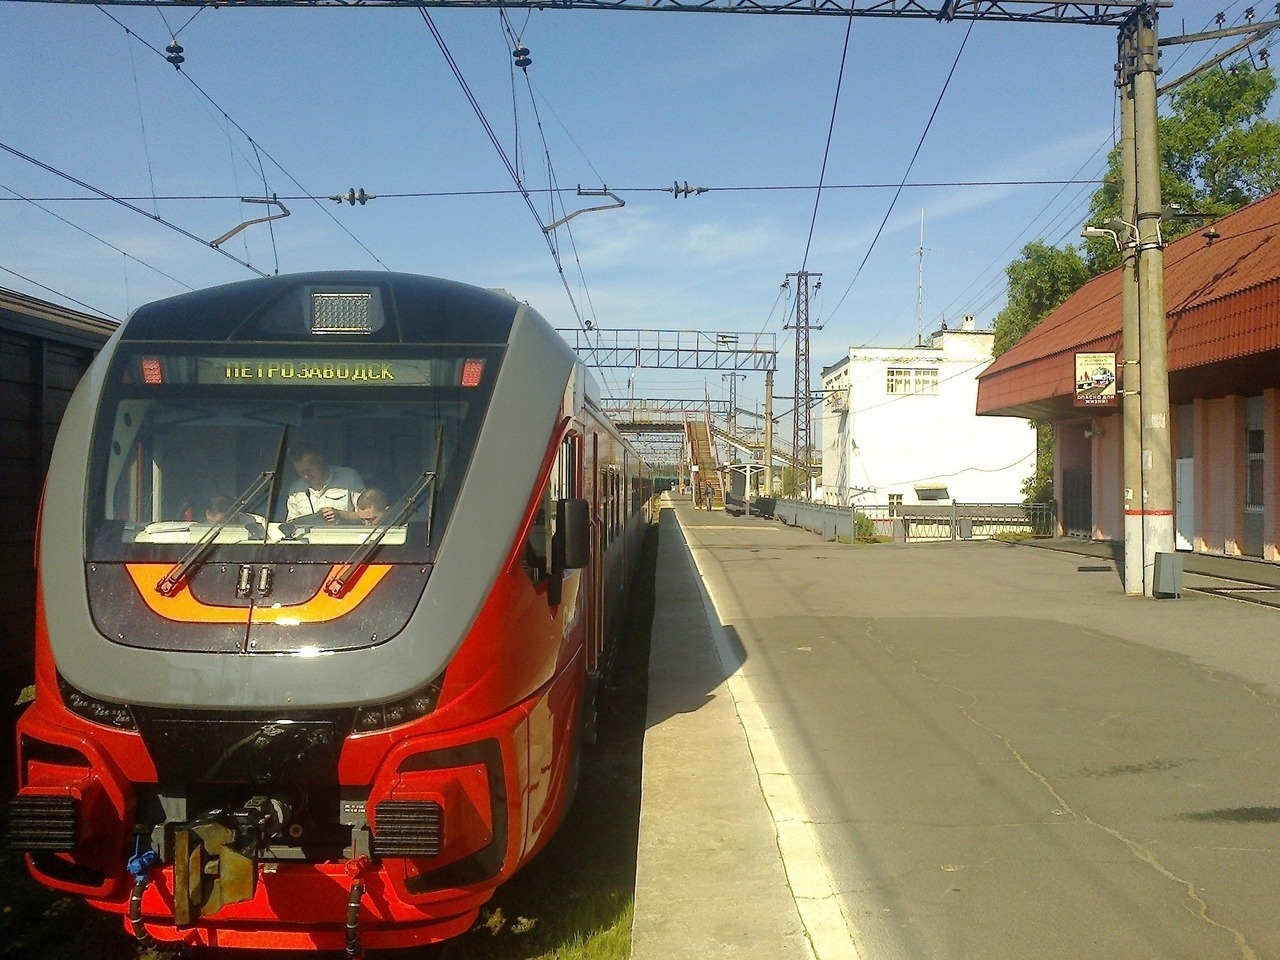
[171,795,293,926]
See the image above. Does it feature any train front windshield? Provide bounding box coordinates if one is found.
[86,347,500,565]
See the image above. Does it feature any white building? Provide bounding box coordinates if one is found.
[820,317,1036,507]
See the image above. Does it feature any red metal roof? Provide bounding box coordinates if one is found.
[977,192,1280,420]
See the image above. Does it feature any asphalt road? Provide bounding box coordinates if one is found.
[676,505,1280,960]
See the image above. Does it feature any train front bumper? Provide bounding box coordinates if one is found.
[11,692,541,952]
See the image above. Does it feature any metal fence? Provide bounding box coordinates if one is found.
[773,501,1056,543]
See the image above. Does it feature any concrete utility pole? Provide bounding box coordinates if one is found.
[786,271,821,497]
[1123,5,1176,597]
[1106,11,1280,594]
[1118,27,1144,597]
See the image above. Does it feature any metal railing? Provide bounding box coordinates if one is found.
[773,501,1057,543]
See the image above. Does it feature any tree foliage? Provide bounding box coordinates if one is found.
[992,241,1089,358]
[990,62,1276,509]
[1020,422,1055,504]
[992,243,1084,506]
[1084,63,1280,273]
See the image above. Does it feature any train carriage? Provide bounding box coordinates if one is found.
[9,272,650,953]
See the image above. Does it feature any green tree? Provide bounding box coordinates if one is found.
[1020,422,1055,505]
[780,465,801,497]
[991,242,1089,506]
[1084,63,1280,273]
[992,241,1090,358]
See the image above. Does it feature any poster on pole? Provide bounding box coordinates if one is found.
[1074,352,1118,408]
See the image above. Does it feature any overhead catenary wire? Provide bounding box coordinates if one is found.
[0,141,268,278]
[824,19,976,327]
[500,11,622,397]
[934,5,1268,330]
[13,5,1265,346]
[0,179,1110,205]
[122,29,161,218]
[2,183,195,291]
[420,10,592,328]
[849,5,1268,347]
[156,3,209,40]
[0,265,121,321]
[800,13,855,273]
[97,7,392,273]
[931,137,1114,329]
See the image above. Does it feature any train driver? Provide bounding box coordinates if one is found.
[355,488,391,525]
[206,494,234,524]
[286,442,366,522]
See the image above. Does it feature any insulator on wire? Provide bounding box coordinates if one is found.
[329,188,375,206]
[667,180,708,199]
[513,46,532,69]
[165,40,184,69]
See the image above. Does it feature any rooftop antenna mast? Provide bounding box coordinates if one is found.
[914,209,930,346]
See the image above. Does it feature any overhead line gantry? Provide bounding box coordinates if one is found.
[559,327,779,489]
[18,0,1164,24]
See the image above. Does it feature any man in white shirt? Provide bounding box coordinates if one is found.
[286,442,366,522]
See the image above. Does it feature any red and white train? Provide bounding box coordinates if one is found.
[9,272,651,952]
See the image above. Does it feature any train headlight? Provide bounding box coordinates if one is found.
[57,677,137,731]
[354,680,443,733]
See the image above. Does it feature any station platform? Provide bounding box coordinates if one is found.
[630,496,1280,960]
[630,499,813,960]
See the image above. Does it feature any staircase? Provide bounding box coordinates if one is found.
[686,418,722,509]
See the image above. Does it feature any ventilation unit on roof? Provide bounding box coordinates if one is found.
[310,289,382,335]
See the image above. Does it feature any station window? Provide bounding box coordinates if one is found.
[886,368,938,395]
[888,493,904,515]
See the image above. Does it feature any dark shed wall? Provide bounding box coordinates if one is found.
[0,291,114,708]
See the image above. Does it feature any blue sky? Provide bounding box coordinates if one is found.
[3,0,1274,417]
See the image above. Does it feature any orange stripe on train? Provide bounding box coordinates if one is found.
[123,563,392,625]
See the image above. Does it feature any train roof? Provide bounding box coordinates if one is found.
[121,272,523,346]
[0,287,118,348]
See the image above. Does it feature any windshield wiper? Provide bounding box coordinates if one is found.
[324,472,436,598]
[155,470,276,596]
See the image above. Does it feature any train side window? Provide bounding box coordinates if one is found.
[601,469,613,546]
[522,436,576,585]
[522,490,551,583]
[613,473,621,538]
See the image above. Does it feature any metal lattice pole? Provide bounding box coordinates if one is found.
[786,271,821,496]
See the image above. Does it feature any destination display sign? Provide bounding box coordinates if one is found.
[212,359,424,384]
[129,356,486,388]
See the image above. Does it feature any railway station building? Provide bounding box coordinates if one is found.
[820,316,1037,507]
[976,191,1280,564]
